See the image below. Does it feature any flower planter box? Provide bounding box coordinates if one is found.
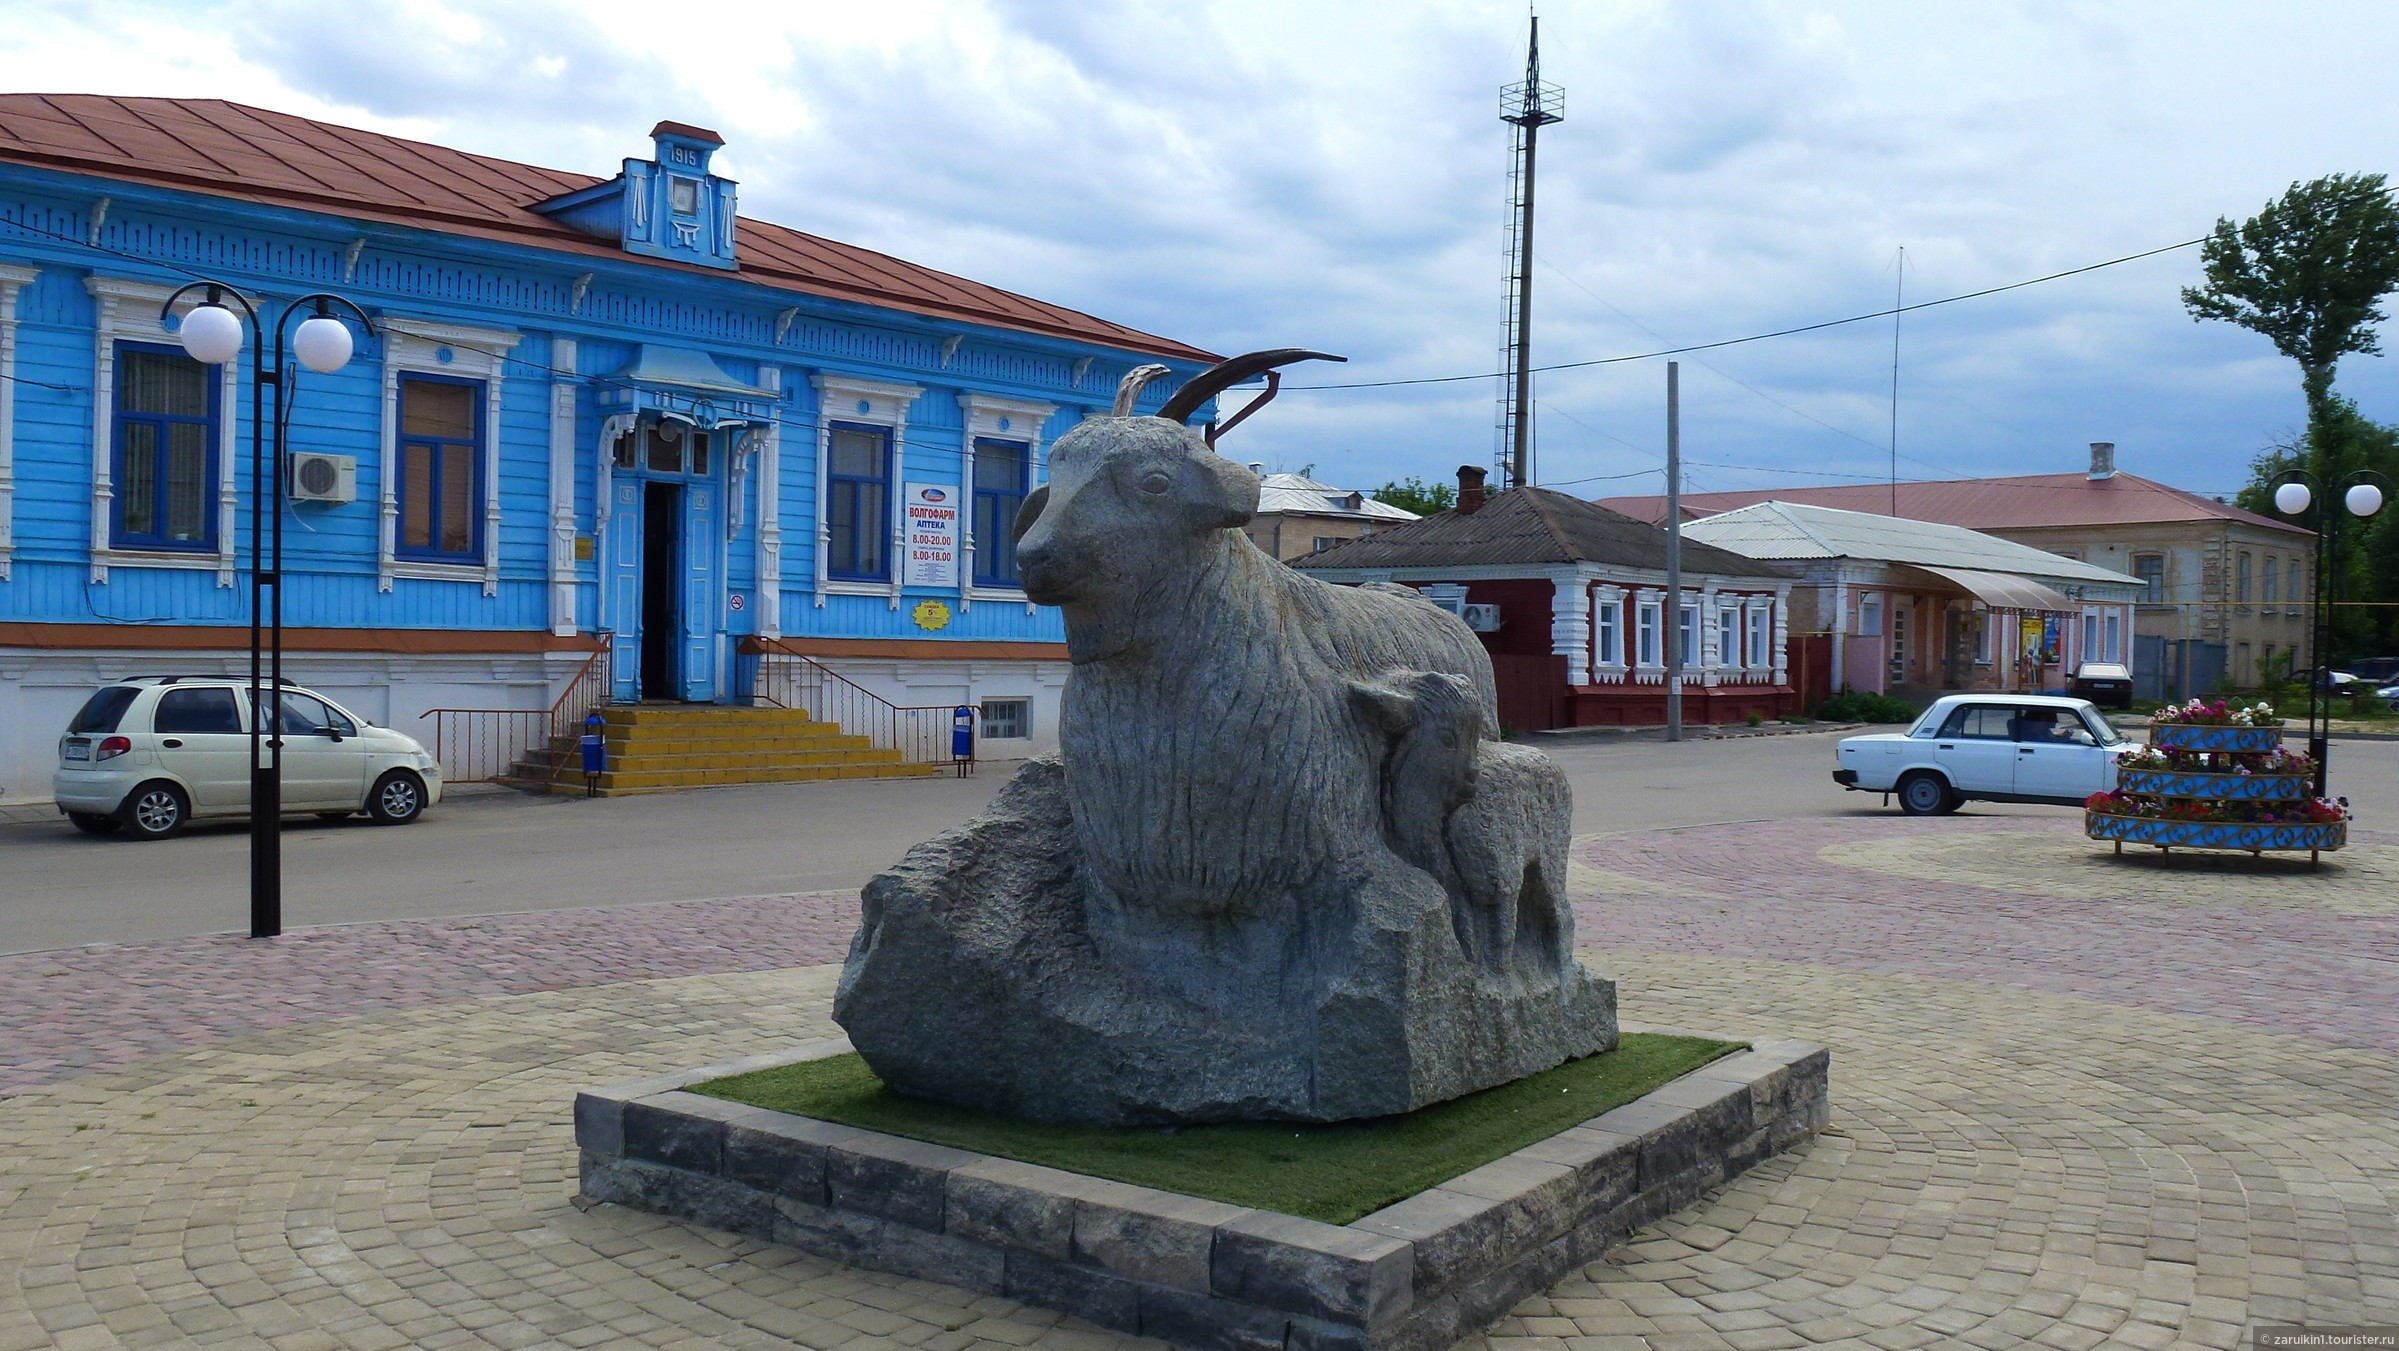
[2113,768,2307,801]
[2085,811,2345,854]
[2149,724,2283,754]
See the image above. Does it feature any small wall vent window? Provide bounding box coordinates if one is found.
[670,177,699,215]
[980,698,1030,740]
[397,375,483,561]
[112,344,217,551]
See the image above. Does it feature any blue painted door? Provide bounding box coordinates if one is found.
[681,484,717,701]
[606,480,642,701]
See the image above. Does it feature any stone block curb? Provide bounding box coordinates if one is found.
[574,1031,1828,1351]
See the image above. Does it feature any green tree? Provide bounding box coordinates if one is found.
[1372,476,1456,516]
[2183,173,2399,418]
[2190,175,2399,661]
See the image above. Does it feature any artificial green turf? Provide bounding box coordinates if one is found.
[691,1033,1741,1225]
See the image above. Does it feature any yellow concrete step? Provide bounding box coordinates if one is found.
[599,729,860,754]
[602,747,896,772]
[554,761,941,794]
[598,705,820,727]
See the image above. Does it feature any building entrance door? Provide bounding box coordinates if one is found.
[641,481,683,699]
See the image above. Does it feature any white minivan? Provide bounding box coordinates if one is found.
[1832,693,2128,815]
[53,677,444,839]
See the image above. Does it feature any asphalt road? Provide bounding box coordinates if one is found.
[4,728,2392,955]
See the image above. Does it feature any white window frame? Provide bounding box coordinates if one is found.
[1677,599,1697,669]
[956,391,1055,614]
[2080,607,2099,666]
[378,319,520,596]
[1747,605,1770,670]
[84,276,242,587]
[1636,596,1662,669]
[1717,601,1740,668]
[1594,593,1623,670]
[2104,609,2122,664]
[812,373,923,609]
[1859,592,1883,637]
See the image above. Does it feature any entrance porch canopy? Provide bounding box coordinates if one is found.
[1898,564,2075,615]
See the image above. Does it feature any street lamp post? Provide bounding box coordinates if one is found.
[159,283,376,939]
[2270,468,2390,798]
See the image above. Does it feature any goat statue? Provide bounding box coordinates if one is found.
[833,352,1615,1125]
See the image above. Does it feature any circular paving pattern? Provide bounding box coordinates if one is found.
[2,811,2394,1351]
[1820,830,2399,917]
[3,952,2394,1351]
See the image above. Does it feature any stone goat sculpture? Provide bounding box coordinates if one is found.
[835,352,1614,1125]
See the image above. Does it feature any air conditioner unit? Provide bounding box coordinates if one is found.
[289,452,357,505]
[1462,603,1504,633]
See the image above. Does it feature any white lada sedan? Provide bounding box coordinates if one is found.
[53,677,444,839]
[1832,693,2129,815]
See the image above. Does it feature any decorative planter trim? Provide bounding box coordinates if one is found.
[2114,768,2307,801]
[2150,724,2284,753]
[2085,811,2344,853]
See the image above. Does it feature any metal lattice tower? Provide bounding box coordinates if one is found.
[1495,15,1562,492]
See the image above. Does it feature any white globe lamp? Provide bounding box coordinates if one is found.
[2273,481,2312,516]
[292,315,354,374]
[2347,481,2385,519]
[177,303,245,366]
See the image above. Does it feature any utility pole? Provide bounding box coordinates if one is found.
[1497,16,1562,491]
[1888,245,1903,516]
[1666,360,1683,742]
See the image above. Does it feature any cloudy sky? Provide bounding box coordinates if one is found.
[11,0,2399,502]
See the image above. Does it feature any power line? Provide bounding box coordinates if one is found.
[1290,235,2206,391]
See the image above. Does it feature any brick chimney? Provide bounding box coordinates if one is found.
[1456,464,1488,515]
[2088,441,2117,481]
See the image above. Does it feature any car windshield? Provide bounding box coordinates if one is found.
[67,686,141,734]
[2081,708,2126,744]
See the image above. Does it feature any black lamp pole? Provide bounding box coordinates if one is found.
[159,284,376,940]
[2272,467,2391,798]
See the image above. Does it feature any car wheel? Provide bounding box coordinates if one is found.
[67,811,122,836]
[367,770,426,826]
[120,782,189,840]
[1896,771,1953,817]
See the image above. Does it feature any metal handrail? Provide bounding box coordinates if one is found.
[740,638,972,768]
[418,639,614,783]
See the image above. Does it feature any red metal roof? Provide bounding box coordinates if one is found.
[0,94,1215,362]
[1594,472,2311,537]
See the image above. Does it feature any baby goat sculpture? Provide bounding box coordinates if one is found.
[834,352,1614,1125]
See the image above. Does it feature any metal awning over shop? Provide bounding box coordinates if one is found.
[1904,565,2075,613]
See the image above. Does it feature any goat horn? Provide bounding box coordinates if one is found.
[1156,348,1346,425]
[1114,364,1173,417]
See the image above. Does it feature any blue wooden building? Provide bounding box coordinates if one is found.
[0,96,1214,803]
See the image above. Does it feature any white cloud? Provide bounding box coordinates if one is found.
[8,0,2397,499]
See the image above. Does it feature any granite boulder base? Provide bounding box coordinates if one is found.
[835,357,1612,1126]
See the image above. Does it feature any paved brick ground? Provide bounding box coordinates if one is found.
[3,815,2394,1349]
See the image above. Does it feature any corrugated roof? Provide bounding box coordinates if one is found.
[1254,473,1419,522]
[1293,487,1791,578]
[1682,501,2142,588]
[0,94,1215,362]
[1594,471,2312,537]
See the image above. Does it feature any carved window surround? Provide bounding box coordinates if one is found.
[0,263,36,581]
[378,319,519,596]
[956,391,1054,615]
[546,338,578,636]
[84,276,241,587]
[810,373,922,609]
